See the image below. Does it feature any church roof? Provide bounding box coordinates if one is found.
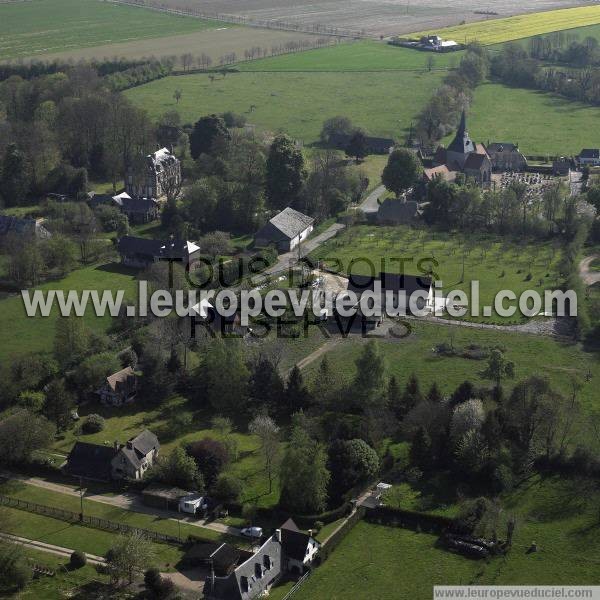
[447,110,475,155]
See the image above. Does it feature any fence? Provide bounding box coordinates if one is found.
[317,506,365,564]
[281,570,312,600]
[0,494,182,546]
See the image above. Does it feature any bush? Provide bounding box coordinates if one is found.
[82,414,105,434]
[70,550,87,569]
[213,473,243,502]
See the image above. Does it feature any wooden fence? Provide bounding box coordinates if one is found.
[0,494,182,546]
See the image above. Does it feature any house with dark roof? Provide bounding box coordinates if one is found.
[329,133,395,155]
[63,441,117,482]
[111,430,160,480]
[88,191,159,224]
[486,142,527,172]
[63,429,159,483]
[577,148,600,167]
[126,147,181,199]
[117,235,201,268]
[429,111,492,186]
[376,199,422,225]
[97,366,137,406]
[204,519,319,600]
[183,542,244,576]
[346,271,434,317]
[0,215,51,239]
[254,207,314,253]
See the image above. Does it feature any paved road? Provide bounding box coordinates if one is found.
[579,254,600,287]
[358,184,386,213]
[1,471,242,538]
[0,532,106,565]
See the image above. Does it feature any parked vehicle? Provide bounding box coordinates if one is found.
[241,526,263,538]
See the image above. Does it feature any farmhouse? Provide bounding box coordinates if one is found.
[428,111,492,186]
[254,207,314,253]
[486,142,528,172]
[376,199,422,225]
[577,148,600,167]
[0,215,51,239]
[117,235,201,268]
[64,429,160,482]
[97,366,137,407]
[126,147,181,199]
[204,519,320,600]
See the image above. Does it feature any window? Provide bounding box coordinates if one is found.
[255,563,262,578]
[263,555,271,570]
[240,576,249,592]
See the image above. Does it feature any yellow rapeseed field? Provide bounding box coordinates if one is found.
[411,5,600,45]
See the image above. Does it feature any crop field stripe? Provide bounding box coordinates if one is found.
[411,5,600,45]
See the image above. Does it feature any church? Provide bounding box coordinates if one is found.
[424,111,492,186]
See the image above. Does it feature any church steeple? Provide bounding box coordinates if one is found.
[447,109,475,156]
[457,110,467,137]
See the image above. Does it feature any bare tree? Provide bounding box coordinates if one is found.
[249,415,280,494]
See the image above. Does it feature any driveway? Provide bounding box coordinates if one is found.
[1,470,242,538]
[579,254,600,287]
[358,184,386,213]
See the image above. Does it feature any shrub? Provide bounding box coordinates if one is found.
[186,438,230,487]
[70,550,87,569]
[82,414,105,434]
[213,473,243,502]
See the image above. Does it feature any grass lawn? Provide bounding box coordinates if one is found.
[125,68,444,144]
[0,505,183,568]
[412,5,600,45]
[237,40,462,72]
[302,321,600,413]
[296,474,600,600]
[466,81,600,156]
[310,225,563,324]
[10,547,109,600]
[0,0,219,61]
[49,394,290,509]
[0,479,232,546]
[0,262,138,362]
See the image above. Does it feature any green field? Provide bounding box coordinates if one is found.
[310,226,563,324]
[126,68,443,144]
[0,0,218,61]
[296,475,600,600]
[303,321,599,413]
[237,41,462,72]
[413,5,600,45]
[0,262,138,362]
[465,82,600,156]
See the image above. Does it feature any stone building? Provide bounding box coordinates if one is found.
[126,147,181,199]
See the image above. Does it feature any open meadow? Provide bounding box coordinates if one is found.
[293,475,600,600]
[125,41,447,143]
[413,4,600,45]
[0,0,220,61]
[465,82,600,156]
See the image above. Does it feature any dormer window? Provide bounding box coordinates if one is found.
[263,555,271,569]
[240,576,249,592]
[255,563,262,578]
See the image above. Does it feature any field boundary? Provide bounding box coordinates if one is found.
[105,0,368,39]
[0,493,183,546]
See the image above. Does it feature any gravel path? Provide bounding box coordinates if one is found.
[579,254,600,287]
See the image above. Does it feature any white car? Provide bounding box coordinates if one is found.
[241,526,263,538]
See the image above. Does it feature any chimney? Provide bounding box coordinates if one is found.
[308,529,313,538]
[114,440,119,451]
[275,529,281,542]
[126,441,133,450]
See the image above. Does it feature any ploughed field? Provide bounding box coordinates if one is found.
[152,0,586,37]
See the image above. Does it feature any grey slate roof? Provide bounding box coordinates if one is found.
[280,518,312,562]
[268,207,314,239]
[64,441,117,482]
[463,153,488,170]
[447,110,476,155]
[377,199,421,223]
[486,142,518,153]
[580,148,600,159]
[117,236,199,261]
[119,429,159,469]
[347,272,432,297]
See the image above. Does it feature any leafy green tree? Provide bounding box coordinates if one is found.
[0,542,31,592]
[427,382,443,403]
[266,134,306,210]
[280,425,330,514]
[327,438,379,500]
[484,349,515,389]
[0,143,30,206]
[53,316,89,369]
[387,375,403,418]
[44,234,78,275]
[248,356,284,415]
[410,425,433,471]
[189,114,230,159]
[396,373,423,419]
[312,355,342,410]
[0,409,55,465]
[382,148,423,198]
[106,532,155,586]
[72,352,121,397]
[43,378,74,431]
[213,473,243,502]
[197,338,249,415]
[285,365,310,415]
[345,130,367,163]
[320,115,354,145]
[353,340,386,407]
[153,446,204,490]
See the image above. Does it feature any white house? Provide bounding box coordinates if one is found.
[254,207,314,253]
[179,493,208,515]
[111,430,160,480]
